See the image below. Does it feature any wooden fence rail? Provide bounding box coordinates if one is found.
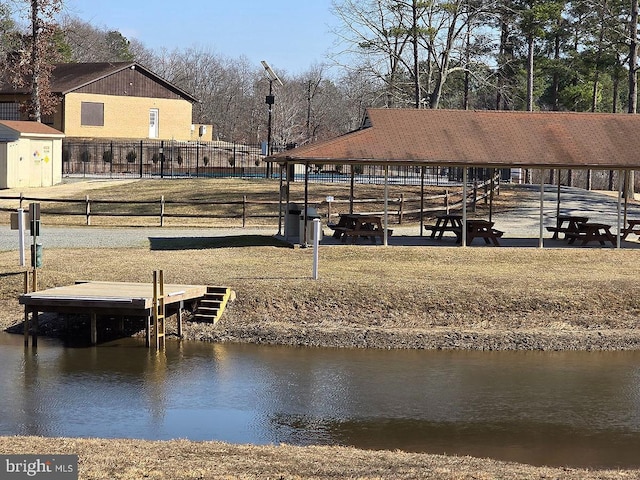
[0,178,498,227]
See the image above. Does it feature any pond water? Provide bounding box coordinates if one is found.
[2,332,640,469]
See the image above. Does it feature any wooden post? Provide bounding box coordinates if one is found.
[177,300,184,338]
[85,195,91,226]
[444,189,450,214]
[153,270,165,350]
[398,193,404,224]
[145,313,151,348]
[23,308,29,347]
[160,195,165,227]
[242,195,247,228]
[32,311,38,347]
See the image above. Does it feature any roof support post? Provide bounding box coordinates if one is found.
[349,166,355,214]
[556,169,561,232]
[303,162,309,246]
[284,163,291,242]
[420,166,425,237]
[617,170,624,249]
[278,163,284,236]
[384,165,389,246]
[462,167,468,247]
[539,170,545,248]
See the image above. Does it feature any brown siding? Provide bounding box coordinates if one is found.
[74,68,182,100]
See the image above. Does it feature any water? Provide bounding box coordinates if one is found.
[1,332,640,469]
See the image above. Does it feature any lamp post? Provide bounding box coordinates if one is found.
[261,60,283,178]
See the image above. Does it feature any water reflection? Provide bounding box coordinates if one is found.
[1,332,640,468]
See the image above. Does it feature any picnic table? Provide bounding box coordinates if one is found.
[621,219,640,240]
[566,222,615,246]
[546,215,589,240]
[456,219,503,246]
[423,214,462,239]
[328,214,390,244]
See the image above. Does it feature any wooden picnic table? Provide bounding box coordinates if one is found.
[566,222,615,246]
[328,214,390,244]
[546,215,589,240]
[455,219,503,246]
[423,214,462,239]
[621,219,640,240]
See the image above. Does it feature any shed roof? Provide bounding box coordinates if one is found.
[0,120,64,141]
[273,108,640,169]
[0,62,198,103]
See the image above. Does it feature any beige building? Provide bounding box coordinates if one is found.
[0,121,64,188]
[0,62,205,141]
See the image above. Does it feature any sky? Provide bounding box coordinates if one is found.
[61,0,339,75]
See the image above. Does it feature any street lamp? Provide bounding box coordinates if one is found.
[261,60,283,178]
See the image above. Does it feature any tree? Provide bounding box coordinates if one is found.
[58,16,137,62]
[27,0,63,121]
[332,0,413,107]
[5,0,63,121]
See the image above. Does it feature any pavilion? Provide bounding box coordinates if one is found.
[270,108,640,247]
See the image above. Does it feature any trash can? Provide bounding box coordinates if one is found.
[299,207,322,245]
[285,203,301,239]
[30,243,42,268]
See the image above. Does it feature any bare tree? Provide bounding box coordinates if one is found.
[20,0,63,121]
[332,0,413,107]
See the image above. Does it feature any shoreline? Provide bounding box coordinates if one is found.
[0,435,638,480]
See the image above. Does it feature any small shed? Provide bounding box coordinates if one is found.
[0,120,64,188]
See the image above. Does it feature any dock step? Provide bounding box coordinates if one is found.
[193,286,234,324]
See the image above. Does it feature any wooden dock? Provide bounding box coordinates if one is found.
[19,280,226,348]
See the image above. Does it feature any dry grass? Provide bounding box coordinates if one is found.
[2,179,640,478]
[0,178,520,227]
[2,243,640,337]
[0,436,636,479]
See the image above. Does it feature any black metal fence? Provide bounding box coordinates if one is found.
[63,139,270,179]
[63,139,512,186]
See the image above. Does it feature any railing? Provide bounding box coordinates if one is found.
[0,178,499,227]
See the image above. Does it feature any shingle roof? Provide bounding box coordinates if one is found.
[0,62,197,103]
[274,108,640,169]
[0,120,64,139]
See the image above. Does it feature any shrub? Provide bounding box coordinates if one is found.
[203,156,209,166]
[126,150,137,163]
[102,150,113,163]
[80,150,91,162]
[62,148,71,162]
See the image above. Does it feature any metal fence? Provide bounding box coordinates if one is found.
[62,139,511,186]
[63,139,270,179]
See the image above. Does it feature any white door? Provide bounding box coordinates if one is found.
[149,109,159,138]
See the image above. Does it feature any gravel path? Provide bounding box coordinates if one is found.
[0,225,277,250]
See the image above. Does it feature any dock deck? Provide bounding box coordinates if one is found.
[19,281,210,347]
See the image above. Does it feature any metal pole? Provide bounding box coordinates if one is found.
[266,79,273,179]
[384,165,389,246]
[618,170,623,249]
[312,218,320,280]
[462,168,468,247]
[539,170,544,248]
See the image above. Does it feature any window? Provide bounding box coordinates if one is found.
[81,102,104,126]
[0,102,20,120]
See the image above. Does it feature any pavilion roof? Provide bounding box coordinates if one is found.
[272,108,640,169]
